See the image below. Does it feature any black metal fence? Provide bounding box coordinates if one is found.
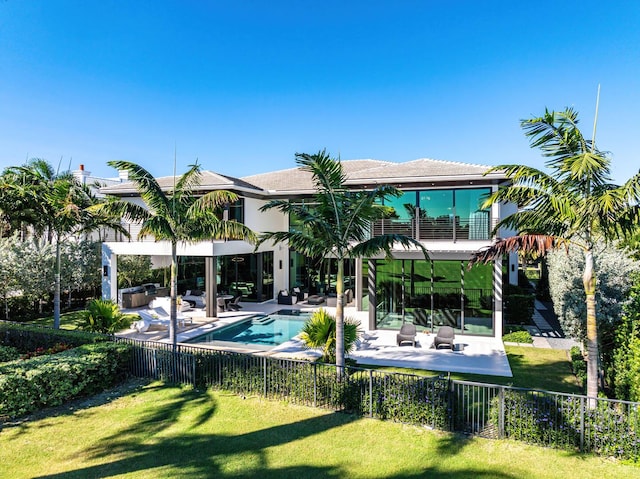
[115,337,640,461]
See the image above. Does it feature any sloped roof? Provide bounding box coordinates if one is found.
[345,158,494,182]
[101,157,504,197]
[101,170,265,195]
[240,159,393,192]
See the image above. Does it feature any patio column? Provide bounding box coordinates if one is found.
[205,256,218,318]
[494,257,503,338]
[368,259,376,330]
[101,244,117,303]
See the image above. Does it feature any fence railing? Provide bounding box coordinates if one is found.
[115,337,640,461]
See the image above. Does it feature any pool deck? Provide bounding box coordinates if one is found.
[117,299,512,378]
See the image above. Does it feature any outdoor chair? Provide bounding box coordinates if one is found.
[277,290,298,305]
[434,326,455,349]
[396,323,417,347]
[227,294,243,311]
[217,297,228,312]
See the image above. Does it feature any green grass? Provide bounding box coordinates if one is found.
[28,310,139,331]
[28,310,86,330]
[362,346,583,394]
[0,379,635,479]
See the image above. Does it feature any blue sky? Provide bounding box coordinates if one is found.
[1,1,639,184]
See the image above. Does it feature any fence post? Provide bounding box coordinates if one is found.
[263,356,268,398]
[369,369,373,418]
[498,387,505,439]
[580,396,585,453]
[448,375,454,431]
[313,363,317,408]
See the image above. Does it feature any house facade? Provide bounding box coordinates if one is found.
[99,158,516,338]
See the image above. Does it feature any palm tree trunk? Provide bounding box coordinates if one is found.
[335,259,345,375]
[583,249,598,405]
[53,237,61,329]
[169,241,178,347]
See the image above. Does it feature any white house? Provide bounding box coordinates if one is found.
[99,158,516,339]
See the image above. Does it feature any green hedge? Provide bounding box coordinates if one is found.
[490,390,640,461]
[0,342,132,418]
[0,345,20,363]
[0,321,109,353]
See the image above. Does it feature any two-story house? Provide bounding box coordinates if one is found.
[100,158,515,339]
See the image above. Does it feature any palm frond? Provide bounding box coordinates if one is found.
[107,161,172,217]
[469,234,572,267]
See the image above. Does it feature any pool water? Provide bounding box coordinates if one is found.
[186,309,311,347]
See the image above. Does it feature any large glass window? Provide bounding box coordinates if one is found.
[455,188,491,240]
[373,258,494,336]
[463,260,493,336]
[419,190,454,239]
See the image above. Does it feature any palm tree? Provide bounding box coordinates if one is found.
[300,309,360,363]
[92,161,257,346]
[259,150,429,372]
[469,107,640,401]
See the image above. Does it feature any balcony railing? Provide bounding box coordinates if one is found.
[371,214,497,242]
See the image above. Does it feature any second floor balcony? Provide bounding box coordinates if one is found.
[371,212,496,242]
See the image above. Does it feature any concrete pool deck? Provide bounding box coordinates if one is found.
[117,299,512,378]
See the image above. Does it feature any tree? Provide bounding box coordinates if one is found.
[117,255,154,288]
[470,108,640,401]
[547,240,640,393]
[1,159,126,327]
[259,150,429,372]
[612,273,640,401]
[300,309,360,363]
[92,161,257,347]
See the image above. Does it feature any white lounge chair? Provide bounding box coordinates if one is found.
[131,298,192,333]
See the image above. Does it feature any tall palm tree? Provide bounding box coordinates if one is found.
[469,107,640,401]
[259,150,429,372]
[92,161,257,346]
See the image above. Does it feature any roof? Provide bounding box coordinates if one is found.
[100,157,505,197]
[240,159,393,192]
[101,170,265,195]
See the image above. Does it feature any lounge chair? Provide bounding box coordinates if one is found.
[434,326,455,349]
[396,323,417,347]
[131,298,191,332]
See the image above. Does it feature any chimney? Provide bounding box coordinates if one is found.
[118,169,129,181]
[73,164,91,184]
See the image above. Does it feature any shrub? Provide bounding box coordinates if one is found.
[299,309,360,363]
[502,329,533,344]
[0,341,132,418]
[80,299,131,334]
[20,342,72,360]
[570,346,587,388]
[504,293,535,325]
[0,321,108,353]
[490,389,640,461]
[0,345,20,363]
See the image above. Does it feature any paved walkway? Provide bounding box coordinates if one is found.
[511,300,580,350]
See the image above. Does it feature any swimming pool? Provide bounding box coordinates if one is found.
[185,309,311,348]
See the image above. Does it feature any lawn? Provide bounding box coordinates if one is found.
[0,379,635,479]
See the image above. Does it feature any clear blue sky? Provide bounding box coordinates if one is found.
[1,1,639,184]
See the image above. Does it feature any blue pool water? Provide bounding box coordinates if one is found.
[185,309,311,347]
